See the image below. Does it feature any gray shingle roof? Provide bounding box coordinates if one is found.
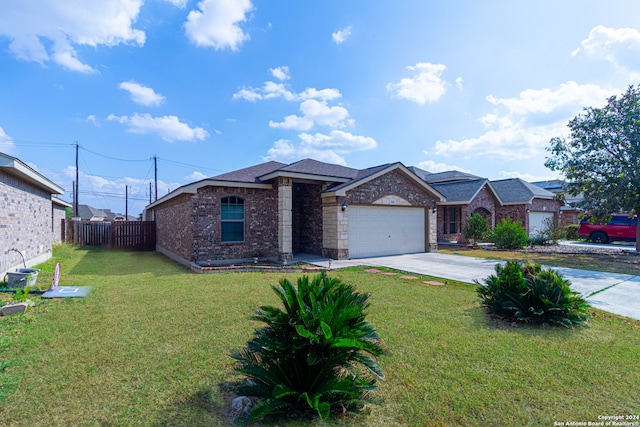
[432,179,491,203]
[407,166,481,184]
[274,158,360,179]
[211,161,287,183]
[491,178,555,204]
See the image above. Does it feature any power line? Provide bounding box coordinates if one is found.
[80,146,150,163]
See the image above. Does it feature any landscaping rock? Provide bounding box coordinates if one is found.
[231,396,252,414]
[1,302,28,316]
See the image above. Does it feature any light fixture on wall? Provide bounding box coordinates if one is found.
[432,204,437,214]
[341,201,348,212]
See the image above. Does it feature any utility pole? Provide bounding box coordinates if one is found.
[125,185,128,219]
[149,182,152,204]
[75,142,79,216]
[153,155,158,201]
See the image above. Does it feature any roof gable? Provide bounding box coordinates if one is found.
[491,178,555,204]
[0,152,64,194]
[432,179,502,204]
[325,162,445,200]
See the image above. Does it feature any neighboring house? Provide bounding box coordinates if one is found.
[410,167,563,242]
[77,204,135,221]
[145,159,444,265]
[532,179,581,227]
[1,152,65,278]
[430,179,502,243]
[491,178,562,236]
[52,196,72,243]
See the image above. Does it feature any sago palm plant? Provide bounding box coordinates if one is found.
[476,261,591,328]
[232,272,386,422]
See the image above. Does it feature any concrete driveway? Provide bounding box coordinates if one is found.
[305,252,640,321]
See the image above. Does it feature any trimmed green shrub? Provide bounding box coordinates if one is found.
[564,224,580,240]
[463,212,490,247]
[476,261,591,328]
[232,273,386,423]
[490,218,529,249]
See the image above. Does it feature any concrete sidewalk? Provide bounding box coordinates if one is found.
[302,252,640,321]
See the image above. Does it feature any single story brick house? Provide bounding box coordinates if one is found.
[491,178,563,236]
[410,167,562,243]
[145,159,444,265]
[1,152,65,278]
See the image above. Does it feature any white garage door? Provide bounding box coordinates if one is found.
[348,206,425,258]
[528,212,554,236]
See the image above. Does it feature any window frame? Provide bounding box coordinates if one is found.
[220,196,245,243]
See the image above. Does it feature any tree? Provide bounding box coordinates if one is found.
[463,212,490,247]
[545,85,640,251]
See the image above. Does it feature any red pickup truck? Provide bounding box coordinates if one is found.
[577,214,637,244]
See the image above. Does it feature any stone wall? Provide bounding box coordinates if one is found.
[0,170,53,276]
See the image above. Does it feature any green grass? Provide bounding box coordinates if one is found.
[1,244,639,426]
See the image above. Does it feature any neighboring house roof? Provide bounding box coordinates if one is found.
[0,152,64,194]
[432,179,503,205]
[408,166,481,184]
[532,179,583,207]
[78,204,107,220]
[491,178,556,204]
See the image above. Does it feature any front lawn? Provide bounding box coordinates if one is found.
[1,245,639,426]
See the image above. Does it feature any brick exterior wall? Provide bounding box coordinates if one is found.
[52,204,66,243]
[293,182,323,255]
[495,198,562,234]
[438,186,498,243]
[324,169,440,257]
[1,170,54,276]
[153,186,279,264]
[154,193,194,263]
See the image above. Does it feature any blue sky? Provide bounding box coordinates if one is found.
[2,1,640,216]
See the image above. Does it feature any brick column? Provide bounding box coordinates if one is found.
[427,206,438,252]
[322,196,349,259]
[277,177,293,262]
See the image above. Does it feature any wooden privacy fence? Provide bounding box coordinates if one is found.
[64,220,156,250]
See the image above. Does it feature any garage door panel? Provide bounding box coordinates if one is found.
[348,206,425,258]
[529,212,554,236]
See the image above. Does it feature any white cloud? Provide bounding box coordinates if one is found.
[432,81,619,161]
[0,0,146,73]
[387,62,449,105]
[185,171,208,181]
[233,81,341,102]
[263,130,377,165]
[417,159,471,174]
[85,115,99,126]
[270,66,290,81]
[455,77,464,90]
[164,0,187,7]
[572,25,640,80]
[119,81,166,106]
[0,126,16,153]
[107,113,209,142]
[269,99,352,131]
[332,26,352,44]
[497,170,557,182]
[184,0,252,51]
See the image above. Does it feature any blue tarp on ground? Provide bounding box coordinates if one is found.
[41,286,93,298]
